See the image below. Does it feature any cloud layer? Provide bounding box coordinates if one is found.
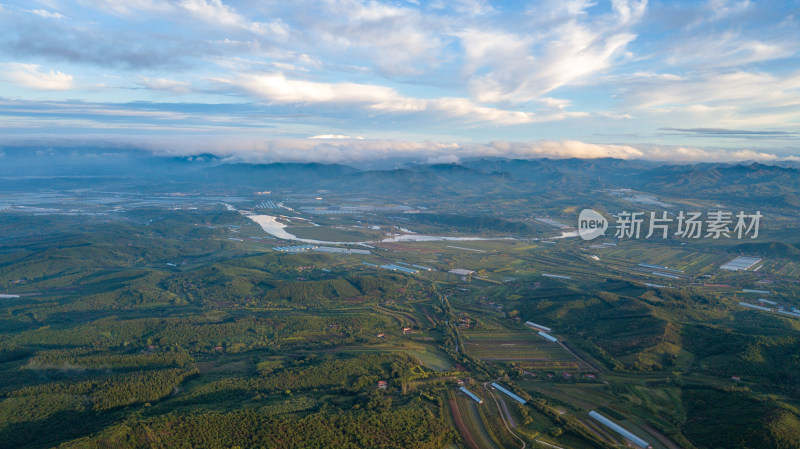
[1,63,73,90]
[0,0,797,160]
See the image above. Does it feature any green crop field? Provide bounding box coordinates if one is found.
[461,331,577,362]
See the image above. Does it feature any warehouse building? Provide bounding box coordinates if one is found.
[589,411,652,449]
[525,321,552,332]
[490,382,526,405]
[537,331,559,343]
[459,386,483,404]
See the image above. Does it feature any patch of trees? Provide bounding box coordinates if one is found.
[681,386,800,449]
[10,367,197,411]
[255,353,416,393]
[27,348,192,369]
[59,404,454,449]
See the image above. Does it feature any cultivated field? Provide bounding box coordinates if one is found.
[462,330,577,363]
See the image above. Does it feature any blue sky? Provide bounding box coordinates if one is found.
[1,0,799,163]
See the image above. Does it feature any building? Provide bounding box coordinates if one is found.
[314,246,370,255]
[589,411,652,449]
[542,273,572,280]
[720,256,762,271]
[732,376,741,382]
[274,244,317,252]
[376,333,385,338]
[381,264,419,274]
[459,386,483,404]
[525,321,552,332]
[490,382,527,405]
[378,381,388,389]
[403,327,413,334]
[537,331,559,343]
[738,302,772,312]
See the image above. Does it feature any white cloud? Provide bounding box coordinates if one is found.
[82,0,288,37]
[622,70,800,129]
[218,72,543,125]
[1,0,797,153]
[135,137,645,163]
[451,0,494,16]
[225,72,405,105]
[177,0,289,37]
[642,145,789,163]
[309,134,364,139]
[482,140,644,159]
[664,31,798,69]
[1,63,73,90]
[308,0,442,75]
[117,136,797,165]
[610,0,647,25]
[30,9,64,19]
[79,0,173,16]
[461,0,646,104]
[708,0,751,21]
[139,76,192,93]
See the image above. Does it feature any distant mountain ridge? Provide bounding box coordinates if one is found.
[3,149,798,208]
[199,159,800,207]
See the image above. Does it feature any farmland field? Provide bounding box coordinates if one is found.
[598,244,731,275]
[462,330,578,363]
[451,392,501,449]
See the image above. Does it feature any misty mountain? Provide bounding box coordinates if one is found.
[461,157,660,184]
[328,163,517,197]
[633,162,800,207]
[202,162,359,188]
[4,148,800,209]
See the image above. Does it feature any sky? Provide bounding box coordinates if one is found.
[0,0,799,164]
